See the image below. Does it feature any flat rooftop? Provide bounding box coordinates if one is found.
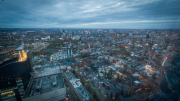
[15,45,25,51]
[65,72,93,101]
[27,74,64,97]
[34,67,61,78]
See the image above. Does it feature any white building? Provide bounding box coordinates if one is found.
[50,50,68,61]
[41,36,50,40]
[134,81,141,86]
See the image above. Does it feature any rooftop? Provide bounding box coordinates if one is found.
[27,74,64,97]
[35,67,61,78]
[64,72,93,101]
[15,45,25,51]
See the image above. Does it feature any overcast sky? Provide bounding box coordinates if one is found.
[0,0,180,29]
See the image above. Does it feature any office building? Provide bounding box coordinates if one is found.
[0,45,33,101]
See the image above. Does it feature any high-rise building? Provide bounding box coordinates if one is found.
[0,45,33,101]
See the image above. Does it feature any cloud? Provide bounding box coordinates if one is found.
[0,0,180,29]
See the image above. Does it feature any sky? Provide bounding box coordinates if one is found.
[0,0,180,29]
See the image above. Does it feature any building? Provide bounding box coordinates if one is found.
[50,50,68,61]
[26,31,36,34]
[32,43,45,50]
[67,44,72,57]
[0,45,33,101]
[0,46,4,52]
[50,44,73,61]
[23,74,66,101]
[71,35,80,40]
[41,36,50,40]
[64,72,93,101]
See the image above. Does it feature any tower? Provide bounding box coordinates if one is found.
[67,42,72,57]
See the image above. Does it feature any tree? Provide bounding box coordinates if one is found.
[31,52,39,56]
[63,68,67,72]
[82,53,89,58]
[152,74,156,81]
[80,78,85,85]
[137,57,142,61]
[85,83,92,93]
[71,40,79,45]
[45,52,52,56]
[125,53,130,57]
[90,62,93,69]
[110,52,113,56]
[92,90,100,101]
[37,61,42,65]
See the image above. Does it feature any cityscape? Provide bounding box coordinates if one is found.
[0,29,180,101]
[0,0,180,101]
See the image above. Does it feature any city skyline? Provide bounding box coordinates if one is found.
[0,0,180,29]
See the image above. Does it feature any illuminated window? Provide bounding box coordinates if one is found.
[8,93,15,96]
[1,91,13,95]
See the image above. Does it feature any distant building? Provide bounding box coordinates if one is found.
[41,36,50,40]
[71,35,80,40]
[50,46,74,61]
[32,43,45,49]
[30,42,48,52]
[26,31,36,34]
[67,45,72,57]
[146,34,150,39]
[12,32,17,35]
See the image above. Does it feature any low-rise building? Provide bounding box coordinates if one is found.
[64,72,93,101]
[23,74,66,101]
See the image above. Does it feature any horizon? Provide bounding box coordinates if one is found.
[0,28,180,30]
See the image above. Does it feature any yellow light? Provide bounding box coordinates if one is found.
[1,91,13,95]
[8,93,15,96]
[18,50,27,62]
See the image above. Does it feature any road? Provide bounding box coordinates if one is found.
[148,47,166,72]
[148,47,172,89]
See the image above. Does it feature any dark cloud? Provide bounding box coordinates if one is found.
[131,0,180,19]
[0,0,180,28]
